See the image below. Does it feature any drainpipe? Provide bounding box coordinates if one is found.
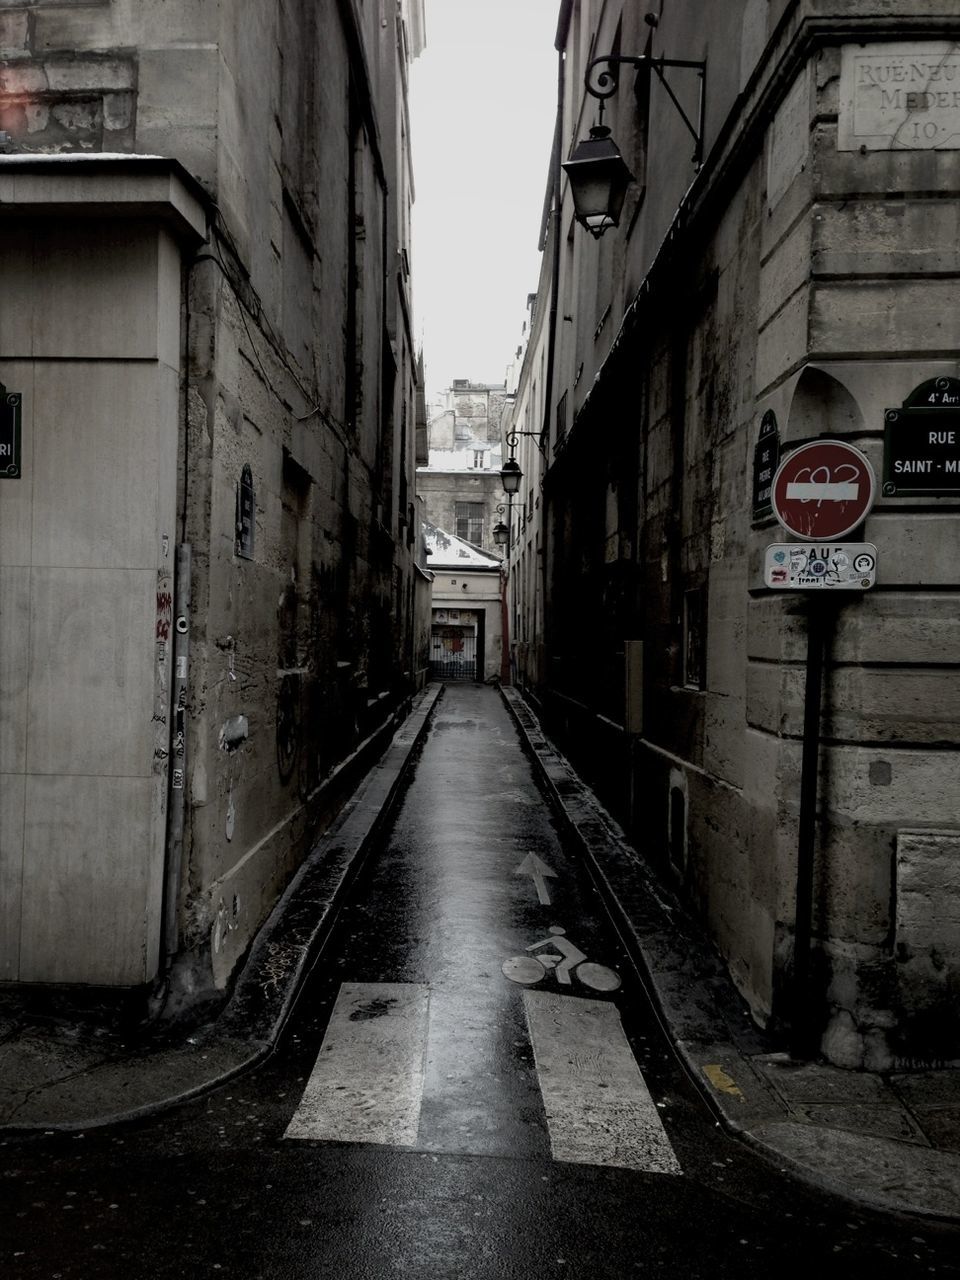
[539,39,565,694]
[500,565,511,686]
[541,51,563,448]
[163,542,191,966]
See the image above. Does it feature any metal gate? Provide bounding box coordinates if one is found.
[430,626,477,681]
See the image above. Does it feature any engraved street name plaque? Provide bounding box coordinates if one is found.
[839,43,960,152]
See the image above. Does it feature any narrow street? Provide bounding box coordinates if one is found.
[3,2,959,1274]
[2,684,959,1278]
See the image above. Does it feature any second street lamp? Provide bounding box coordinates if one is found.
[493,503,511,555]
[500,456,522,495]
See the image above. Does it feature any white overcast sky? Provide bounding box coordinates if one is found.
[409,0,560,402]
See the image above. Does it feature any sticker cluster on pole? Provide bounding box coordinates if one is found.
[765,440,878,591]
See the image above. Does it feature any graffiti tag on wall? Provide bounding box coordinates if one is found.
[156,590,173,642]
[276,674,300,784]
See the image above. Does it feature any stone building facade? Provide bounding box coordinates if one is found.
[506,0,960,1068]
[417,379,507,556]
[424,525,503,684]
[0,0,426,1009]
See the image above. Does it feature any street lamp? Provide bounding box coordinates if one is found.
[564,35,707,239]
[499,428,545,495]
[500,456,522,495]
[562,126,634,240]
[493,504,511,554]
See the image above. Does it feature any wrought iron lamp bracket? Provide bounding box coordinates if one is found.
[504,429,547,457]
[493,503,512,553]
[584,53,706,167]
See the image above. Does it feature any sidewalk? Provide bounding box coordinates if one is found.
[1,681,958,1223]
[499,685,960,1223]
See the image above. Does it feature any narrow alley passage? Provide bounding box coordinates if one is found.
[3,685,960,1279]
[282,681,678,1173]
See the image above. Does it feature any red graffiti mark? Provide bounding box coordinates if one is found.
[156,590,173,642]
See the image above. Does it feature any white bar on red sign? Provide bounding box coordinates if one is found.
[785,481,860,501]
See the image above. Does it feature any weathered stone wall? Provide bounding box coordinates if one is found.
[525,0,960,1066]
[500,256,550,697]
[0,0,425,1001]
[0,0,220,168]
[183,0,424,994]
[417,470,505,555]
[432,381,507,448]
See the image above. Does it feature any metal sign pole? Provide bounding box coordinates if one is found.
[767,438,878,1058]
[792,598,829,1058]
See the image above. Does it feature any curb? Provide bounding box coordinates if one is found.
[221,681,444,1046]
[498,687,765,1110]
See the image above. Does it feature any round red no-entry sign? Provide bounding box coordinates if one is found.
[771,440,877,540]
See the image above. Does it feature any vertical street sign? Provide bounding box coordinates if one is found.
[752,409,780,519]
[0,384,22,479]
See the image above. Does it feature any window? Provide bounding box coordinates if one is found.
[455,501,484,546]
[555,389,568,449]
[236,464,255,560]
[683,586,707,689]
[472,450,485,469]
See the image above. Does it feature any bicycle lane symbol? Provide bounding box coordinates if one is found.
[502,926,621,993]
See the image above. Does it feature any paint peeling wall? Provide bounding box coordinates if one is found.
[0,207,197,986]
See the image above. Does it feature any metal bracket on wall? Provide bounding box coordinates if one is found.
[584,53,707,167]
[505,428,547,458]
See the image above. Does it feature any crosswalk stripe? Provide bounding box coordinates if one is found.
[523,991,682,1174]
[283,982,430,1145]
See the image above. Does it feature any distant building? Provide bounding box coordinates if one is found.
[417,380,508,556]
[424,525,503,683]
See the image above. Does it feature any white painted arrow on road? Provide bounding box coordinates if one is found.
[515,852,558,905]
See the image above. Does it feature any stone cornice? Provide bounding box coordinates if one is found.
[0,154,208,243]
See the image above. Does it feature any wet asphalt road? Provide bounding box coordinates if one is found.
[3,683,960,1278]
